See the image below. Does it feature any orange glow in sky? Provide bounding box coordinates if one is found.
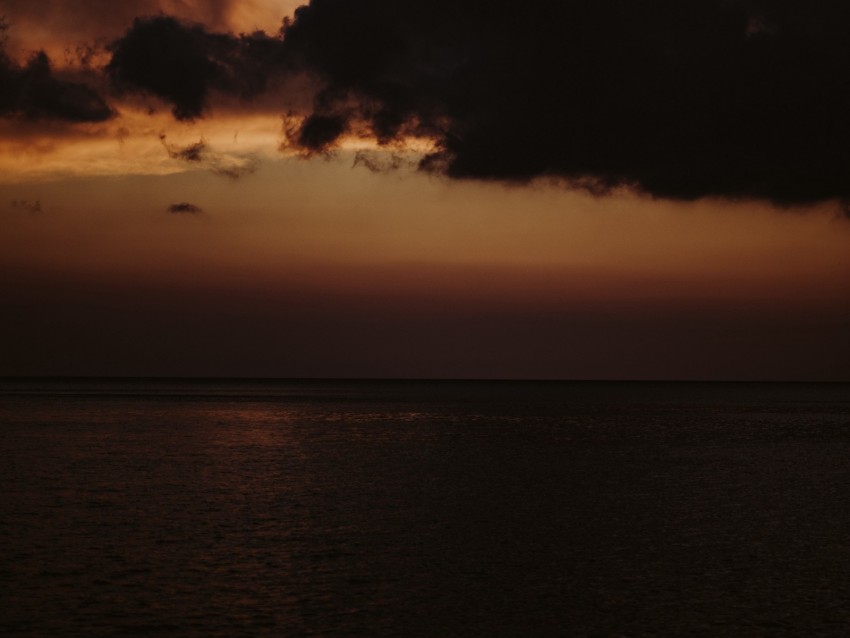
[1,0,849,379]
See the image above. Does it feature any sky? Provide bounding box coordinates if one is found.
[1,0,849,380]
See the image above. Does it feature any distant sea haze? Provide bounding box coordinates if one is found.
[2,379,849,636]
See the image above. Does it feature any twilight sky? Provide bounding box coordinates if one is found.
[1,0,849,380]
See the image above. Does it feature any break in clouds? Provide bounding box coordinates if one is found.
[6,1,850,206]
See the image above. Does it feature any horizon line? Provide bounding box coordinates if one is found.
[1,376,848,384]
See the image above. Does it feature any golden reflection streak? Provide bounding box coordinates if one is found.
[0,110,285,183]
[0,106,439,184]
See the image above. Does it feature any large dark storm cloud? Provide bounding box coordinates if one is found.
[277,0,850,205]
[55,1,850,204]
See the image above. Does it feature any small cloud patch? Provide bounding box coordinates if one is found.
[10,199,43,214]
[167,202,203,214]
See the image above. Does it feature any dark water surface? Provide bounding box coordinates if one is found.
[1,379,849,636]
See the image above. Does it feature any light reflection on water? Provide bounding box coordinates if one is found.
[1,380,850,636]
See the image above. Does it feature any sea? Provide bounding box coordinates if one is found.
[1,378,849,636]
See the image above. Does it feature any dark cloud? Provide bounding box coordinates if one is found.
[167,202,203,214]
[0,22,113,122]
[41,2,850,205]
[107,16,282,120]
[274,0,850,206]
[294,113,347,151]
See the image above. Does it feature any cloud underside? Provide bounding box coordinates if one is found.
[9,2,850,205]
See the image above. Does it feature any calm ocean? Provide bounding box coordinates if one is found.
[1,379,849,636]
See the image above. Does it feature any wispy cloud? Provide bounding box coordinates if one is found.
[352,150,415,174]
[160,133,258,179]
